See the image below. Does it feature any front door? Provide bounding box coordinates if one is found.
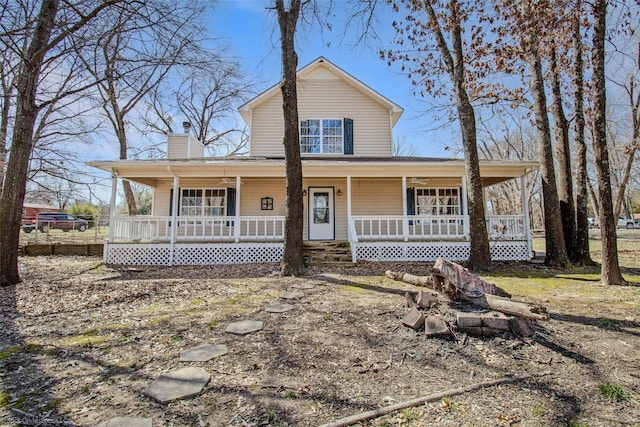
[308,187,335,240]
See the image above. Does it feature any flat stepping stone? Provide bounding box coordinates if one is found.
[225,320,264,335]
[279,291,304,299]
[180,344,228,362]
[96,418,153,427]
[264,303,295,313]
[143,367,210,403]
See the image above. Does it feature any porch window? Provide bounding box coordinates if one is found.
[180,188,226,216]
[415,188,460,215]
[300,119,343,154]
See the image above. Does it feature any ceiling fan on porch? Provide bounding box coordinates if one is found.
[408,177,428,185]
[216,177,243,185]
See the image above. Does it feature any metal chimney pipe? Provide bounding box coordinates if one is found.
[182,121,192,133]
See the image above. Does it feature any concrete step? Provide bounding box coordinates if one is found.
[303,241,352,266]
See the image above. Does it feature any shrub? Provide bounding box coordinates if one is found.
[69,203,100,227]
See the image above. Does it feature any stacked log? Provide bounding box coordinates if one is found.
[388,258,548,337]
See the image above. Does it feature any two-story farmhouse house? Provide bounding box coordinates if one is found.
[89,57,537,266]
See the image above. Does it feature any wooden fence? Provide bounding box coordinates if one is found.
[20,243,103,256]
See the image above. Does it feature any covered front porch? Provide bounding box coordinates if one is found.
[102,169,534,265]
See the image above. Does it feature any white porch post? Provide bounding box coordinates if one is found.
[347,176,355,263]
[402,176,408,241]
[346,176,352,223]
[169,172,180,266]
[105,170,118,264]
[521,175,532,257]
[108,171,118,242]
[235,176,241,243]
[461,175,470,237]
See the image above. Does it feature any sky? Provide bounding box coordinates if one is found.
[207,0,456,158]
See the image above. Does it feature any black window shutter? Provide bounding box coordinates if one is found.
[226,188,236,226]
[406,187,415,225]
[226,188,236,216]
[343,118,354,155]
[406,187,415,215]
[169,188,182,215]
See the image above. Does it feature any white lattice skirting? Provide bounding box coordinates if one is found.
[355,241,531,262]
[105,243,284,265]
[105,240,530,266]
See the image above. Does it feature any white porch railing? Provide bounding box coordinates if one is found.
[111,215,285,242]
[350,214,527,241]
[112,214,525,243]
[486,215,527,240]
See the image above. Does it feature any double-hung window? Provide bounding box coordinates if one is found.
[300,119,343,154]
[415,188,459,216]
[180,189,226,217]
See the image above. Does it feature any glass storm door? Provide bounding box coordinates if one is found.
[308,188,335,240]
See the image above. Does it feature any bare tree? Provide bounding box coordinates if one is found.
[174,63,252,156]
[591,0,625,285]
[392,135,417,157]
[572,0,595,266]
[78,1,208,215]
[384,0,491,270]
[275,0,305,276]
[492,0,568,266]
[550,45,577,260]
[0,0,151,286]
[25,176,78,209]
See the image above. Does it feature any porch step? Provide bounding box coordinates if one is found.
[303,241,354,267]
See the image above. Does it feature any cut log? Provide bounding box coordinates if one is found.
[385,270,432,287]
[405,291,438,309]
[402,307,425,330]
[424,315,450,337]
[386,269,548,321]
[460,293,548,321]
[432,258,498,296]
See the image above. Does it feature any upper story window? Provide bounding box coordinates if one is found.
[300,118,354,155]
[180,188,226,216]
[300,119,343,154]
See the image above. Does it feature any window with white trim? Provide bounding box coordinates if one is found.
[300,119,343,154]
[180,189,226,216]
[416,188,459,215]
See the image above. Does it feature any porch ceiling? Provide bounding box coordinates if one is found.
[88,157,538,188]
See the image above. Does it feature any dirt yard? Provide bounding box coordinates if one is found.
[0,254,638,427]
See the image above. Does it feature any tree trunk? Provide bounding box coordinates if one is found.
[276,0,305,277]
[572,0,594,266]
[613,69,640,220]
[550,47,577,260]
[591,0,625,285]
[0,0,59,286]
[526,39,568,266]
[424,0,490,270]
[0,79,12,199]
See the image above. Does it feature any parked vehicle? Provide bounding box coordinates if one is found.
[586,217,635,229]
[617,217,636,229]
[21,212,88,233]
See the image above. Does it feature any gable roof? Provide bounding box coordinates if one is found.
[238,57,404,126]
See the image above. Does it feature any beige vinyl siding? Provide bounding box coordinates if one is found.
[153,178,287,217]
[351,179,403,216]
[250,70,392,157]
[167,135,189,159]
[239,179,286,216]
[167,135,205,159]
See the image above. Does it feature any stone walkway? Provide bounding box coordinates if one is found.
[95,279,321,426]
